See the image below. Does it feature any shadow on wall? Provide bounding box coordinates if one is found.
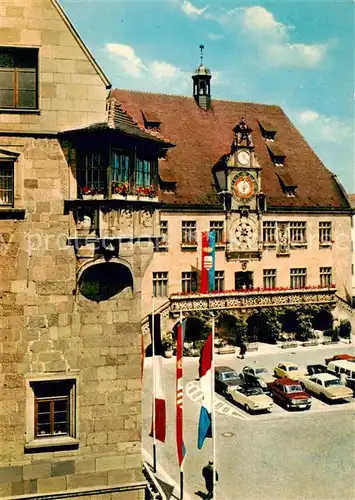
[78,262,133,302]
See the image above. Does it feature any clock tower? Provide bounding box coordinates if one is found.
[213,118,265,261]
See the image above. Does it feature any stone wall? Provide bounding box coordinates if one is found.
[0,136,146,498]
[0,0,108,132]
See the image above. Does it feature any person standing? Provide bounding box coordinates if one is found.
[238,341,247,359]
[202,460,219,499]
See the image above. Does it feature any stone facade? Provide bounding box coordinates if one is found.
[0,1,149,498]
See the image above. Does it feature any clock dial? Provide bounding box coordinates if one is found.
[237,150,250,165]
[232,172,256,200]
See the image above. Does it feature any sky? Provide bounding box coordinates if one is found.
[61,0,354,191]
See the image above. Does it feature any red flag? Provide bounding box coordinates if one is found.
[176,321,186,466]
[151,354,166,442]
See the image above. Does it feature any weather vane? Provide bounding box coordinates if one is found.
[199,44,204,65]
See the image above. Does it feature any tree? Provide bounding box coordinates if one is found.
[339,320,352,339]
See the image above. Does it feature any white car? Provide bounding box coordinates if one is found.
[226,383,273,413]
[300,373,353,402]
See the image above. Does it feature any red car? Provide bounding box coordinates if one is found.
[325,353,355,365]
[268,378,312,411]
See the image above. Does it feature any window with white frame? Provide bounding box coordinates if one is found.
[153,272,168,297]
[181,271,197,293]
[181,221,197,245]
[263,269,277,289]
[25,375,78,451]
[290,222,306,244]
[263,221,276,244]
[319,221,332,244]
[0,161,14,205]
[159,220,168,249]
[214,271,225,291]
[209,221,224,244]
[320,267,332,287]
[290,268,307,289]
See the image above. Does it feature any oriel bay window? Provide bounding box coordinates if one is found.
[77,149,157,198]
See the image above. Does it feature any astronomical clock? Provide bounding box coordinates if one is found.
[215,118,264,261]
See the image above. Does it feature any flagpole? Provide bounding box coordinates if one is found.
[179,311,184,500]
[211,312,217,499]
[152,295,157,473]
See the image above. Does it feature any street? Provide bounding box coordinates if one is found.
[142,344,355,500]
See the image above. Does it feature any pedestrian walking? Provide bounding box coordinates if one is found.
[202,460,218,499]
[238,341,247,359]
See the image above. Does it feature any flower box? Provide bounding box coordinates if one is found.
[82,194,104,200]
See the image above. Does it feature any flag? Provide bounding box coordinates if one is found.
[149,313,166,443]
[198,333,213,449]
[200,232,216,294]
[151,354,166,443]
[176,320,186,467]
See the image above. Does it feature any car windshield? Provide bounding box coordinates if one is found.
[222,372,237,380]
[246,387,263,396]
[256,368,268,374]
[324,379,341,387]
[288,366,298,371]
[285,385,303,393]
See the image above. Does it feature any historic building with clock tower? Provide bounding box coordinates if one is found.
[112,51,353,340]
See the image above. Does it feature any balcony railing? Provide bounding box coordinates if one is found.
[169,285,337,313]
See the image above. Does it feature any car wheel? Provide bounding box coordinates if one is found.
[244,404,250,413]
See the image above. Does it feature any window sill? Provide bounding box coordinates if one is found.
[0,207,26,219]
[263,243,277,248]
[0,108,40,114]
[25,436,79,452]
[319,242,332,248]
[290,243,307,249]
[157,245,169,252]
[181,244,198,250]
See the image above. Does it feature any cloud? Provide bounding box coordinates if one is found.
[242,6,288,39]
[267,42,327,67]
[295,109,353,143]
[181,1,207,17]
[106,43,146,78]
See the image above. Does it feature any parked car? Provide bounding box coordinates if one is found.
[306,364,327,375]
[325,353,355,365]
[226,383,273,413]
[242,365,275,395]
[268,378,312,410]
[327,360,355,394]
[215,366,242,395]
[299,373,353,402]
[274,362,303,379]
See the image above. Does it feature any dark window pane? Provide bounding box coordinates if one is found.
[0,51,14,68]
[37,423,51,436]
[18,90,36,108]
[37,401,51,413]
[0,70,14,89]
[54,399,67,412]
[15,49,37,69]
[18,70,36,90]
[0,89,14,107]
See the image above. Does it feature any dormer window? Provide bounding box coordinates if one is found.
[258,120,276,141]
[142,110,161,130]
[267,145,286,166]
[277,172,297,197]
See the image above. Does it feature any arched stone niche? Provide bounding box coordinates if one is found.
[77,258,133,302]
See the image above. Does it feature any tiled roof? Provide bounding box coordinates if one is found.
[349,194,355,208]
[267,143,286,158]
[111,89,349,209]
[63,98,173,147]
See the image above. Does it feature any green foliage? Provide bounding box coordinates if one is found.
[162,336,174,351]
[339,320,352,338]
[295,312,313,341]
[216,314,246,346]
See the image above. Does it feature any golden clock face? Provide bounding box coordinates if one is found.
[232,172,257,200]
